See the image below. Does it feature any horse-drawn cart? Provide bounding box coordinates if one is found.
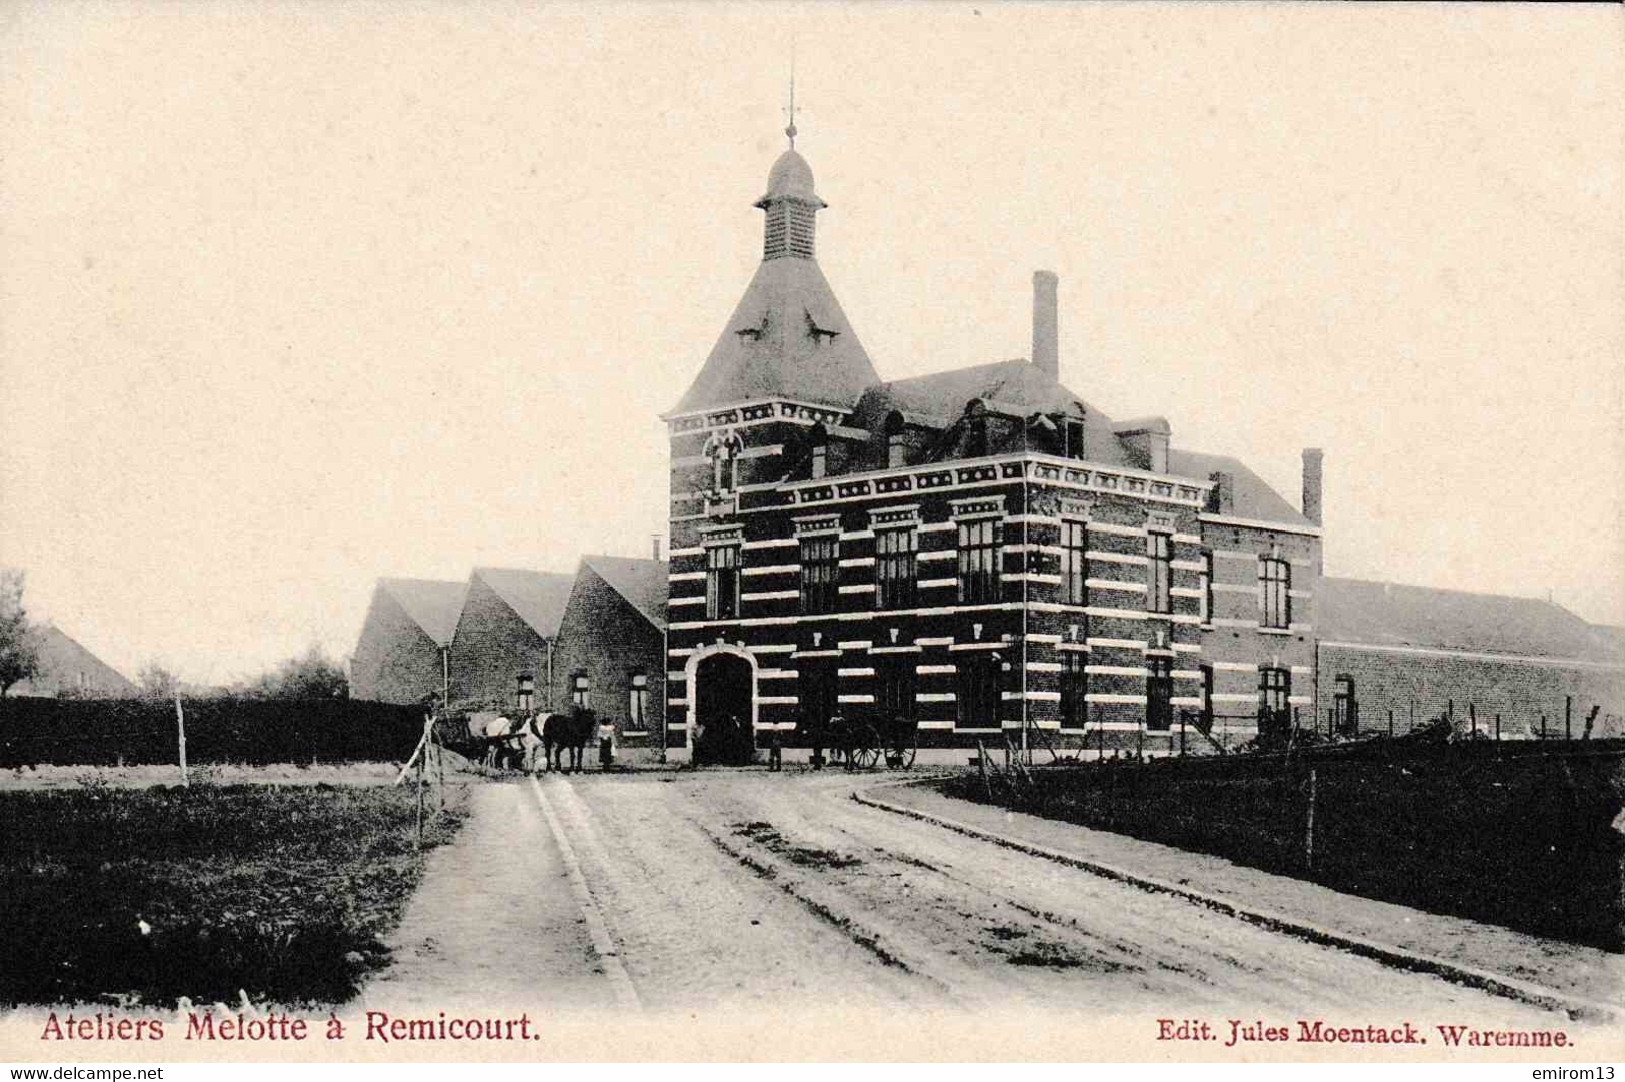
[824,712,919,770]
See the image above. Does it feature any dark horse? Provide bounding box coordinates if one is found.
[542,708,595,773]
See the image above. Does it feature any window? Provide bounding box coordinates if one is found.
[799,658,838,730]
[627,672,649,731]
[956,654,1002,729]
[706,544,740,620]
[811,443,827,479]
[1147,656,1173,731]
[1259,667,1290,731]
[1147,532,1173,614]
[876,527,917,609]
[571,672,590,710]
[1060,651,1088,729]
[516,673,535,714]
[1260,556,1291,629]
[1201,664,1215,732]
[885,412,907,468]
[968,413,989,457]
[706,430,743,492]
[800,535,839,615]
[1062,520,1088,606]
[1065,419,1086,460]
[1199,550,1214,624]
[875,656,916,721]
[1333,674,1357,736]
[958,519,1002,604]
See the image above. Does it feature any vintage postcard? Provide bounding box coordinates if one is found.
[0,0,1620,1068]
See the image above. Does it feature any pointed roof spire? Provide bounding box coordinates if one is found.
[785,42,799,149]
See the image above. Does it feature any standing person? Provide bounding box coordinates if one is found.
[766,724,782,772]
[598,716,616,770]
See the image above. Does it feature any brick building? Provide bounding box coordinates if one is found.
[662,135,1322,763]
[445,567,574,711]
[550,553,669,761]
[349,577,466,704]
[1314,577,1625,739]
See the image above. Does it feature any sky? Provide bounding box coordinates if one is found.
[1,2,1620,685]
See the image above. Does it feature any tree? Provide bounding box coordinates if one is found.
[0,570,42,698]
[136,661,181,700]
[238,644,348,700]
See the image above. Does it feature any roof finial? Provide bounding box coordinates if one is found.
[783,42,799,149]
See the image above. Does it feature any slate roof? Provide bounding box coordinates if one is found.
[378,577,466,648]
[472,568,576,640]
[1167,449,1313,527]
[1317,577,1617,662]
[671,256,882,415]
[582,555,670,631]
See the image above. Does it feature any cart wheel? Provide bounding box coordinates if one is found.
[853,743,882,769]
[898,742,917,769]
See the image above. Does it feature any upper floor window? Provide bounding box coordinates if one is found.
[885,411,907,469]
[968,414,989,457]
[1062,520,1088,606]
[1147,656,1173,732]
[706,544,740,620]
[704,429,744,492]
[876,527,917,610]
[800,535,839,615]
[957,518,1002,604]
[571,672,590,711]
[627,671,649,731]
[1259,556,1291,629]
[516,673,535,714]
[1064,418,1086,460]
[1147,532,1173,614]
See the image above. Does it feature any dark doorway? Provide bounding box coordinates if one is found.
[694,652,755,765]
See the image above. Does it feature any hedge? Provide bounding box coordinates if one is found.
[0,697,428,767]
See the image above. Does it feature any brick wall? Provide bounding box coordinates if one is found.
[1315,644,1625,739]
[550,565,666,756]
[446,574,551,709]
[349,587,446,705]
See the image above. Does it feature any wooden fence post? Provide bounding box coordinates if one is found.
[1565,696,1573,741]
[1305,767,1317,872]
[174,694,188,787]
[1387,709,1394,738]
[1469,702,1477,738]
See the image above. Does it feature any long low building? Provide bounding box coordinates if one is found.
[1313,578,1624,740]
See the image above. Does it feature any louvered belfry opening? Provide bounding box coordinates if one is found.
[763,199,818,260]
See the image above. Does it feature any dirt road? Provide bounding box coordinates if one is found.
[366,770,1581,1025]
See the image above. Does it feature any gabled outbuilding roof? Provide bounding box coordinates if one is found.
[11,624,136,697]
[581,555,670,630]
[1317,577,1616,663]
[377,577,466,648]
[471,568,576,640]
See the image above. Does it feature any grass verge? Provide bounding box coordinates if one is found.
[0,781,465,1009]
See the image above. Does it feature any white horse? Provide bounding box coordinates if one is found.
[472,712,550,772]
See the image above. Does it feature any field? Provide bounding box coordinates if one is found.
[0,778,465,1008]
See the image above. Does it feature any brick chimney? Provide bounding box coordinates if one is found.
[1301,448,1324,526]
[1032,270,1059,382]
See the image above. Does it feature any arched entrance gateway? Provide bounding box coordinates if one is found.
[692,650,756,765]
